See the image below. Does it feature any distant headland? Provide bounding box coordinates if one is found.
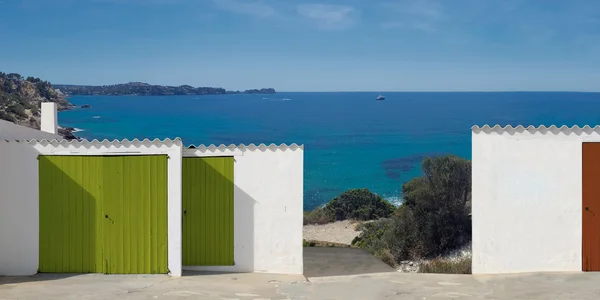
[53,82,276,96]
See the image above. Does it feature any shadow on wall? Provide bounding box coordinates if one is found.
[232,184,256,272]
[181,156,257,274]
[0,155,100,283]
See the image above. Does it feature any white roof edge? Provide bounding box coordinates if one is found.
[186,143,304,151]
[0,137,183,146]
[472,125,600,134]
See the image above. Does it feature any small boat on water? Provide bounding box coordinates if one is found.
[376,95,385,100]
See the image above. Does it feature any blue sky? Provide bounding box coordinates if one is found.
[0,0,599,91]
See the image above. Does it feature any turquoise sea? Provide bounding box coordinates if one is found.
[59,92,600,210]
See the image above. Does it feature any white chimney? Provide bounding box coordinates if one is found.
[40,102,58,135]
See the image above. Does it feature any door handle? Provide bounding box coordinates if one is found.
[105,214,114,224]
[586,207,596,216]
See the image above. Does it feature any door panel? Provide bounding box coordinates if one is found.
[182,157,234,266]
[39,155,168,274]
[583,143,600,271]
[39,156,104,273]
[103,155,169,274]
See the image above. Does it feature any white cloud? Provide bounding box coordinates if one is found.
[212,0,280,19]
[296,4,360,30]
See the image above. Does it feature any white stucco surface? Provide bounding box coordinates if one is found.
[472,125,600,274]
[0,139,184,277]
[40,102,58,134]
[183,144,304,275]
[0,141,41,276]
[0,119,61,140]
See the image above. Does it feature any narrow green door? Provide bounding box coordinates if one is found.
[39,155,168,274]
[102,155,169,274]
[182,157,234,266]
[39,156,104,273]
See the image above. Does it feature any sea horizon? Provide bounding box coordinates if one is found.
[58,88,600,93]
[59,91,600,210]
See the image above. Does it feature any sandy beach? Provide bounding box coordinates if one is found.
[303,220,362,245]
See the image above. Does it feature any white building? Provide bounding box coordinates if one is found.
[0,103,304,277]
[472,124,600,274]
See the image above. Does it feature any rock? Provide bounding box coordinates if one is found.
[81,104,91,108]
[58,127,77,140]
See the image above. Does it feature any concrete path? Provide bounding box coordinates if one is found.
[282,272,600,299]
[3,271,600,299]
[303,247,395,278]
[0,272,306,300]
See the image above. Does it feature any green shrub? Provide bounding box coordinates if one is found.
[304,189,395,224]
[419,257,471,274]
[324,188,395,221]
[400,155,472,258]
[303,206,334,225]
[384,205,424,259]
[351,218,391,251]
[0,111,16,122]
[353,155,472,269]
[302,239,316,247]
[6,103,28,119]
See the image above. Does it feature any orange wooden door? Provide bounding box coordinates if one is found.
[583,143,600,271]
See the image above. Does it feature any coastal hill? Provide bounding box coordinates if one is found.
[0,72,76,138]
[54,82,276,96]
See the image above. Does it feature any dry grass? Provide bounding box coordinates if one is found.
[418,256,471,274]
[377,248,396,267]
[303,207,333,225]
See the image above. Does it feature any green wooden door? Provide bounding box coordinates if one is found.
[39,156,104,273]
[102,155,168,274]
[39,155,168,274]
[182,157,234,266]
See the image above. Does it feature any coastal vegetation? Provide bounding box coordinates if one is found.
[303,188,395,225]
[54,82,276,96]
[0,71,76,138]
[304,155,472,274]
[418,256,472,274]
[1,70,277,138]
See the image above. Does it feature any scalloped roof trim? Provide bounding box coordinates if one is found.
[187,143,304,151]
[472,125,600,135]
[0,137,183,146]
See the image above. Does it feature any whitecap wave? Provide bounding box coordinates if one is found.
[72,128,85,133]
[384,196,403,207]
[92,116,101,119]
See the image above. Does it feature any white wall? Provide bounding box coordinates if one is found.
[40,102,58,135]
[183,144,304,275]
[472,125,600,274]
[0,141,41,276]
[0,138,183,277]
